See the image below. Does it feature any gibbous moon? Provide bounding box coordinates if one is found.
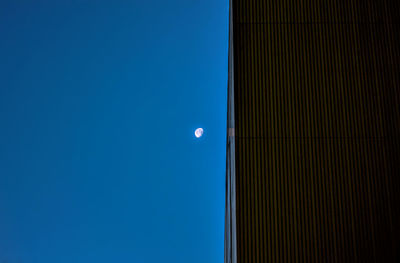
[195,128,204,138]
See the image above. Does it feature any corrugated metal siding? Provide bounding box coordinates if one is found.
[229,0,400,262]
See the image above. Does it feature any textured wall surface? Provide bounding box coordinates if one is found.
[227,0,400,262]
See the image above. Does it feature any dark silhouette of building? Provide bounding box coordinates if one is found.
[225,0,400,262]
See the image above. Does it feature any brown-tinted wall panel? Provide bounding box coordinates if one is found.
[227,0,400,262]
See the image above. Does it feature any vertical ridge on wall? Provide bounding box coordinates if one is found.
[227,0,400,262]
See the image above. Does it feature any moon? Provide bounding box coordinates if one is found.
[195,128,203,138]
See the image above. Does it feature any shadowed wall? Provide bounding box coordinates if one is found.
[226,0,400,262]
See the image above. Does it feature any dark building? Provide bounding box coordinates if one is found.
[225,0,400,262]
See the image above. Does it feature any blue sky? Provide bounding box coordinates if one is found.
[0,1,228,262]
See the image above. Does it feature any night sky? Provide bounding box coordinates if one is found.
[0,1,228,262]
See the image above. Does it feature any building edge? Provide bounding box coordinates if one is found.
[224,0,237,262]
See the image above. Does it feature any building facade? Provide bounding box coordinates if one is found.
[225,0,400,262]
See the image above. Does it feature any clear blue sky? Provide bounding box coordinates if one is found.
[0,1,228,262]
